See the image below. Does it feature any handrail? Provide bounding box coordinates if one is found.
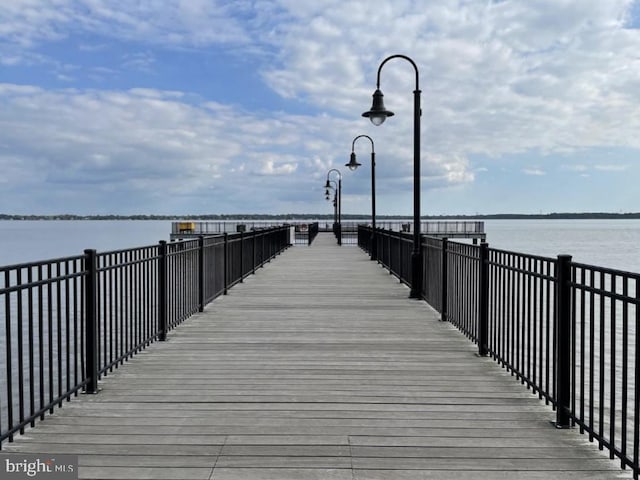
[0,226,290,446]
[358,224,640,477]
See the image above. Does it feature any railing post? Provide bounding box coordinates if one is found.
[478,241,489,356]
[239,231,244,282]
[223,233,229,295]
[441,238,448,322]
[252,230,257,274]
[371,226,377,262]
[398,232,404,282]
[555,254,573,428]
[387,231,392,272]
[83,249,99,393]
[158,241,168,341]
[198,236,205,312]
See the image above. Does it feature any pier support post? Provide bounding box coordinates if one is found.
[83,249,99,393]
[478,241,489,356]
[158,241,168,341]
[555,254,573,428]
[441,238,448,321]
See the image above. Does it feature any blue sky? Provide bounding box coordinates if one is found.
[1,0,640,216]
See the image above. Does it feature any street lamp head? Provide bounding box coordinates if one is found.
[362,89,394,126]
[324,179,331,189]
[345,152,362,171]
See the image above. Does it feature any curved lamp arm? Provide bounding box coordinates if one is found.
[376,54,419,90]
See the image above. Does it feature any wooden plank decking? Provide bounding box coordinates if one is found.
[3,233,632,479]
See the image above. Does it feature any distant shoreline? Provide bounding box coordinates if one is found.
[2,213,640,221]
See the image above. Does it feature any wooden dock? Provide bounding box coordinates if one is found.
[3,233,631,479]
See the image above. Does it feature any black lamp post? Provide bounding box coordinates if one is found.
[324,182,338,226]
[362,54,422,298]
[325,169,342,246]
[345,135,377,261]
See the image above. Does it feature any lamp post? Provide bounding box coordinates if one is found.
[324,181,338,226]
[325,169,342,246]
[362,54,422,298]
[345,135,377,261]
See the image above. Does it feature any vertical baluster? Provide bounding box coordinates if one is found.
[610,274,617,458]
[16,268,25,432]
[27,267,35,425]
[441,238,448,322]
[622,277,629,468]
[158,241,167,341]
[4,270,14,440]
[478,242,489,357]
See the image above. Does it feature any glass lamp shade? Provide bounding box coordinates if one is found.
[362,89,394,126]
[345,152,362,171]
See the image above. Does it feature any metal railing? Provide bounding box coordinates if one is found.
[359,226,412,281]
[1,226,289,446]
[359,225,640,478]
[294,222,319,246]
[339,223,359,246]
[171,221,293,235]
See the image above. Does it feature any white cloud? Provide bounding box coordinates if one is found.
[259,0,640,160]
[523,168,546,176]
[122,51,156,72]
[594,164,628,171]
[1,0,640,214]
[257,159,298,175]
[562,164,589,172]
[0,0,253,59]
[0,85,356,212]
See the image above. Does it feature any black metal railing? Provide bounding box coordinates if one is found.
[171,221,294,235]
[359,226,412,283]
[294,222,319,246]
[359,225,640,478]
[308,223,319,245]
[1,255,87,444]
[1,226,289,446]
[340,223,359,245]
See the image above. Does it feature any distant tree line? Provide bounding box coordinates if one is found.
[2,212,640,221]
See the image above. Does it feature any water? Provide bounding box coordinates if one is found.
[1,219,639,273]
[484,219,640,274]
[0,220,172,266]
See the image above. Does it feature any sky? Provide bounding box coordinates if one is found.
[1,0,640,216]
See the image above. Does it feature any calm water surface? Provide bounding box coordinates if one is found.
[0,219,639,273]
[484,219,640,274]
[0,220,171,266]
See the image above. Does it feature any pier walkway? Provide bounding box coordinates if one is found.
[3,234,630,479]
